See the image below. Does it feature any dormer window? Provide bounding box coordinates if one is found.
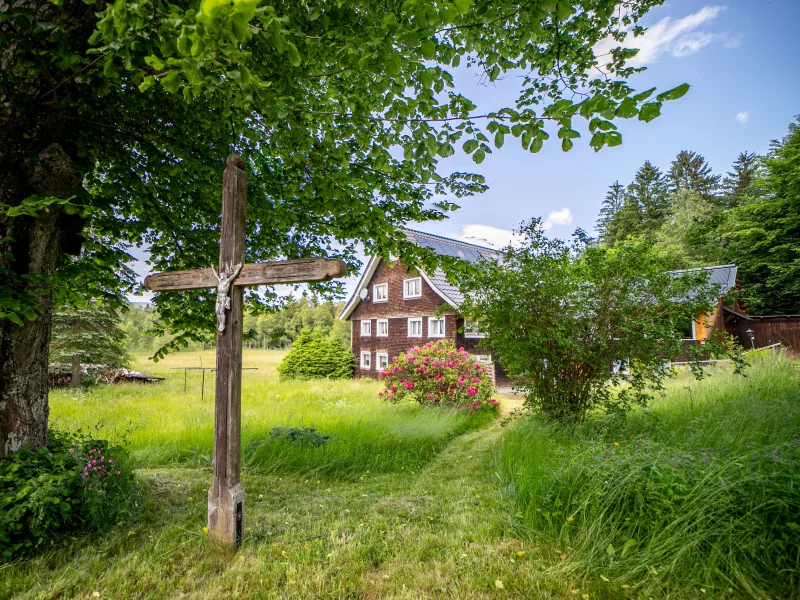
[403,277,422,299]
[373,283,388,302]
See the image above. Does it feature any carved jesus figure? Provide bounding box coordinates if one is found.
[211,262,243,333]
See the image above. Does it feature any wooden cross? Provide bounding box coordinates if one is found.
[144,153,346,547]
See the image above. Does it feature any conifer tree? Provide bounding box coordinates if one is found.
[626,161,670,236]
[50,304,131,368]
[668,150,720,199]
[721,152,759,209]
[596,181,626,244]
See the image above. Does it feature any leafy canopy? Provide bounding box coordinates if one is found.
[3,0,681,353]
[459,220,743,422]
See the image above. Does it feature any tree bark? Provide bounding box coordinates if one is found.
[0,1,94,456]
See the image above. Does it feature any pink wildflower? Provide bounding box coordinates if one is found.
[466,389,477,396]
[391,386,397,393]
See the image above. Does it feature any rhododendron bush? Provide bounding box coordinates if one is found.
[379,340,500,413]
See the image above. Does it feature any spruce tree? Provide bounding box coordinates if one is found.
[721,152,760,209]
[50,304,131,368]
[668,151,721,199]
[626,161,670,236]
[596,181,627,245]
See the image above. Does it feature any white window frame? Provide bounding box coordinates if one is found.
[376,352,389,370]
[403,277,422,299]
[464,319,486,339]
[376,319,389,337]
[472,354,492,363]
[360,351,371,370]
[408,317,423,338]
[428,316,446,338]
[373,282,388,303]
[360,320,372,337]
[681,320,697,341]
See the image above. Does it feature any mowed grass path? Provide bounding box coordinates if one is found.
[3,351,587,599]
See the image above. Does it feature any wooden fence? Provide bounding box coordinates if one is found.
[730,317,800,355]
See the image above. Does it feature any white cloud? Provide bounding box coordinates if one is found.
[542,208,573,231]
[594,6,734,67]
[736,111,749,124]
[457,224,523,249]
[455,210,573,248]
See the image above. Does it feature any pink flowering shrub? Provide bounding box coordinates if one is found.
[378,340,500,413]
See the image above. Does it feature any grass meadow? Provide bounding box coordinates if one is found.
[2,349,798,599]
[47,350,493,478]
[500,351,800,598]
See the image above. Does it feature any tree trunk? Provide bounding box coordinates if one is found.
[0,205,65,456]
[0,145,84,458]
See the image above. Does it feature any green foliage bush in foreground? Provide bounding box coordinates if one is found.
[500,352,800,597]
[277,329,355,380]
[0,431,135,560]
[379,340,500,413]
[460,220,743,423]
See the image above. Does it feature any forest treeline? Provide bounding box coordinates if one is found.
[594,116,800,315]
[121,297,349,353]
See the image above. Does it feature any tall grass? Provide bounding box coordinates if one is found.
[500,351,800,598]
[49,349,493,478]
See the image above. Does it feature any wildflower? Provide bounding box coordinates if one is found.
[466,389,477,396]
[613,442,619,447]
[391,386,397,393]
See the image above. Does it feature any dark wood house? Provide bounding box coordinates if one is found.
[339,230,512,386]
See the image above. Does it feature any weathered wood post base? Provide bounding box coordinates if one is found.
[208,483,244,546]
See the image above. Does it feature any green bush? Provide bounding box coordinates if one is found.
[0,430,135,560]
[277,329,355,380]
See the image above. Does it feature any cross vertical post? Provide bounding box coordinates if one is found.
[207,153,247,546]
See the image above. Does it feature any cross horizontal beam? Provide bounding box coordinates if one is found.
[143,258,346,292]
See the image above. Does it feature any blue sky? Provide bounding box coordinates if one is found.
[420,0,800,248]
[130,0,800,300]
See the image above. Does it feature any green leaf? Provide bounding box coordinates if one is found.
[589,132,606,151]
[462,139,478,154]
[605,131,622,147]
[556,0,572,22]
[530,137,544,153]
[615,98,638,119]
[656,83,690,102]
[454,0,471,15]
[7,313,23,327]
[494,132,505,149]
[160,70,182,93]
[286,42,301,67]
[420,39,435,60]
[473,150,486,164]
[201,0,231,18]
[633,87,656,102]
[638,102,662,123]
[144,55,165,71]
[561,138,573,152]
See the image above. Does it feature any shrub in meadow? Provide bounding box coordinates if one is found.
[0,430,135,560]
[379,339,500,413]
[278,328,355,380]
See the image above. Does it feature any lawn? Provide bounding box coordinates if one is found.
[2,350,799,599]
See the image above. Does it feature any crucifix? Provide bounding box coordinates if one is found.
[144,153,346,547]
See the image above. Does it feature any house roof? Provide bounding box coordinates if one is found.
[669,264,738,297]
[338,229,501,320]
[339,231,738,321]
